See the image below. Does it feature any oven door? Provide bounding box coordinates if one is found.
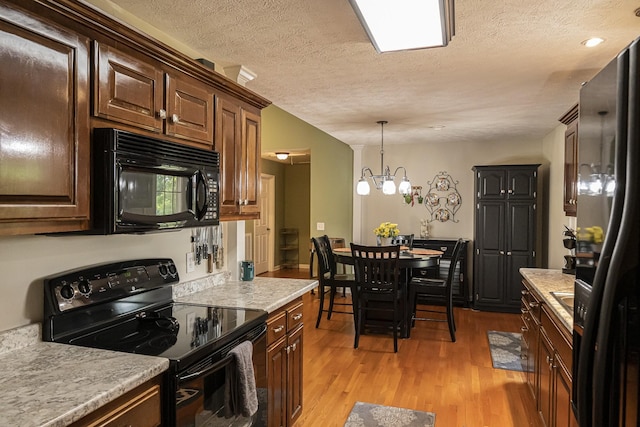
[173,325,267,427]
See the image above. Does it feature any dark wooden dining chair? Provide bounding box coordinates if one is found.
[407,238,464,342]
[391,233,414,249]
[350,243,403,353]
[311,235,356,328]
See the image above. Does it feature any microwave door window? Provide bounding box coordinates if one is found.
[118,168,193,225]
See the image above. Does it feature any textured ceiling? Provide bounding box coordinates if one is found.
[104,0,639,148]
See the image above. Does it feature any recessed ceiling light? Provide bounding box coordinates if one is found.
[582,37,605,48]
[429,125,445,131]
[275,152,289,160]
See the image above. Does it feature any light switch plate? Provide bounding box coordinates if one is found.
[186,252,195,273]
[317,222,325,231]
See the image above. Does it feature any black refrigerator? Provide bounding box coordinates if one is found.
[573,36,640,426]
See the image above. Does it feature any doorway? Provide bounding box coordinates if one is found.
[254,174,275,275]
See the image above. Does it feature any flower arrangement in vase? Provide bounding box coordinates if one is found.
[374,222,399,245]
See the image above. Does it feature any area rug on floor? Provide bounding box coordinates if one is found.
[344,402,436,427]
[487,330,524,371]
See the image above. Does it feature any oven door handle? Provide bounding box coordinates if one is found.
[178,325,267,383]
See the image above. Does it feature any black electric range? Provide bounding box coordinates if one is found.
[42,258,268,426]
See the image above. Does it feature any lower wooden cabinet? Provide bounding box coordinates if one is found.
[267,298,303,427]
[69,376,162,427]
[521,278,578,427]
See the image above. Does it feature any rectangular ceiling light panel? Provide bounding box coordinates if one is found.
[350,0,455,53]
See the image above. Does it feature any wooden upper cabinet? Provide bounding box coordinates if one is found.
[560,104,579,217]
[94,42,164,132]
[166,72,214,145]
[93,42,214,147]
[216,94,261,219]
[240,109,261,215]
[0,3,90,235]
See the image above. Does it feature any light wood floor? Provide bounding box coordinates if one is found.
[259,269,542,427]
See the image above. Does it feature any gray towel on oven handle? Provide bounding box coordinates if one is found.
[224,340,258,418]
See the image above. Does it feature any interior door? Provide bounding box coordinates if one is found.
[254,174,274,274]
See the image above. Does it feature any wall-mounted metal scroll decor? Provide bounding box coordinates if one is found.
[424,171,462,223]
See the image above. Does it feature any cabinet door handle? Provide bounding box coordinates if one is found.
[500,189,506,194]
[158,109,167,119]
[508,189,513,194]
[521,326,528,332]
[529,301,539,308]
[440,246,448,252]
[507,251,512,256]
[273,325,284,333]
[291,343,297,351]
[292,313,303,321]
[500,250,505,255]
[171,113,180,123]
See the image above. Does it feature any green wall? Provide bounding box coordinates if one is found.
[284,164,311,266]
[261,105,354,259]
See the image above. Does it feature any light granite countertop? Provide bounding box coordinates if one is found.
[0,275,316,426]
[520,268,575,331]
[0,323,169,427]
[174,276,318,313]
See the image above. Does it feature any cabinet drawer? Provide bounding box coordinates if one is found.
[267,310,287,344]
[287,302,304,331]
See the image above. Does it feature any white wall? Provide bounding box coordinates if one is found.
[355,126,574,270]
[357,138,545,244]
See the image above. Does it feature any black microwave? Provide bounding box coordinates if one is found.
[91,128,219,234]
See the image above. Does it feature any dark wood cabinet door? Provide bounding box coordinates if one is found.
[287,325,303,426]
[563,121,578,216]
[216,95,242,216]
[506,202,537,306]
[475,202,505,305]
[507,168,537,199]
[538,330,553,427]
[93,42,164,133]
[0,4,90,234]
[268,336,287,427]
[166,72,214,146]
[239,109,261,215]
[554,358,573,427]
[476,169,506,200]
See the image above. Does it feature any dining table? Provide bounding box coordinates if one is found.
[331,246,443,338]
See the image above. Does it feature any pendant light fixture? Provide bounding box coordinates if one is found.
[356,121,411,196]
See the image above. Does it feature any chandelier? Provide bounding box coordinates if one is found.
[356,121,411,196]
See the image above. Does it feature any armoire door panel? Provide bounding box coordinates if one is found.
[508,202,536,253]
[478,203,504,251]
[477,169,506,199]
[508,169,537,199]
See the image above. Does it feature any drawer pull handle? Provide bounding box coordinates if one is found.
[273,325,285,333]
[292,313,303,321]
[529,301,539,308]
[440,246,448,251]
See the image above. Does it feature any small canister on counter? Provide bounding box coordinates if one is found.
[240,260,254,281]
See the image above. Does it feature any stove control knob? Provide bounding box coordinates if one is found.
[158,265,168,277]
[60,284,74,300]
[77,279,91,295]
[168,264,177,276]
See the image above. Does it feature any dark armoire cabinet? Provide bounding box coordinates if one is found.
[472,164,541,313]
